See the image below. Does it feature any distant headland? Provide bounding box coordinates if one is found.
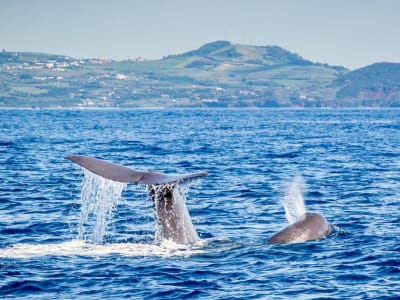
[1,41,399,108]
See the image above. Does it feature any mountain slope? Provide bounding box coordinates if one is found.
[0,41,399,107]
[333,62,400,106]
[107,41,348,107]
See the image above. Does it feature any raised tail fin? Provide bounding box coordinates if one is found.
[66,155,208,185]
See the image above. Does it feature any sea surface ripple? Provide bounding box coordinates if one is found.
[0,108,399,299]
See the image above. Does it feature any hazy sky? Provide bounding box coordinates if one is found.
[1,0,399,69]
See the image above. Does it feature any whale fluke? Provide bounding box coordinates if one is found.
[66,155,208,185]
[66,155,207,244]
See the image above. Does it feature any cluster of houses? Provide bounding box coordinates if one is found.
[0,51,282,107]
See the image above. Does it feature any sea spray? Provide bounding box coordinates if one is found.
[282,175,307,224]
[78,169,126,243]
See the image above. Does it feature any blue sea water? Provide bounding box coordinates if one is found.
[0,108,399,299]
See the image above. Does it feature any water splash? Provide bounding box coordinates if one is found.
[0,179,205,259]
[78,169,127,243]
[282,175,307,224]
[148,182,200,244]
[0,240,206,259]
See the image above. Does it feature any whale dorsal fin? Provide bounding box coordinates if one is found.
[66,155,208,185]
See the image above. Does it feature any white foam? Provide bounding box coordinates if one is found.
[0,239,206,259]
[282,175,307,224]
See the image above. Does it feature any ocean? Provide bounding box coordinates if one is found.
[0,108,399,299]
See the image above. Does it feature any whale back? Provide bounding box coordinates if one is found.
[268,212,330,244]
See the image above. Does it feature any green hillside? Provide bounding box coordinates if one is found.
[0,41,399,108]
[333,63,400,106]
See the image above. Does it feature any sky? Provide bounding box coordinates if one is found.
[0,0,399,70]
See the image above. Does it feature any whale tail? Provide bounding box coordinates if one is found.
[67,155,206,244]
[66,155,208,185]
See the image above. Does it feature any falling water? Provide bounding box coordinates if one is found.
[77,169,199,245]
[282,175,307,224]
[149,183,200,245]
[78,169,127,243]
